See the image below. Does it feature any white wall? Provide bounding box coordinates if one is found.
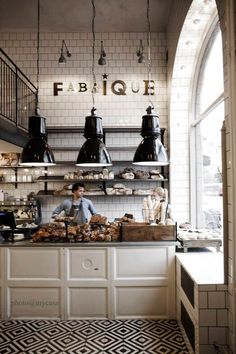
[0,31,169,223]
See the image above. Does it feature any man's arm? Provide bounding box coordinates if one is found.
[88,200,97,215]
[51,200,69,218]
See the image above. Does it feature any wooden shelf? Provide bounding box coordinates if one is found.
[51,146,138,152]
[36,190,154,197]
[0,181,35,184]
[0,165,35,168]
[36,177,168,183]
[47,126,166,135]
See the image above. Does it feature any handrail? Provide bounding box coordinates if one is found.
[0,48,37,131]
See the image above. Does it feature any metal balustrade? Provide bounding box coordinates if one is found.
[0,48,37,131]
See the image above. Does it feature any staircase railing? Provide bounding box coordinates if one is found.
[0,48,37,131]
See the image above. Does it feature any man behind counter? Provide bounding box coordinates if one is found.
[52,182,97,224]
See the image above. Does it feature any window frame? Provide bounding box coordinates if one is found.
[190,20,224,231]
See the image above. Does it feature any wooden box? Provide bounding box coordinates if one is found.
[121,223,177,242]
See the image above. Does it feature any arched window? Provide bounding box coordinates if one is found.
[192,25,224,233]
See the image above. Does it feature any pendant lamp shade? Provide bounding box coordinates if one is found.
[20,0,55,167]
[20,115,56,166]
[76,108,112,167]
[133,106,168,166]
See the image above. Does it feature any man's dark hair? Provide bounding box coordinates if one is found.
[72,182,85,193]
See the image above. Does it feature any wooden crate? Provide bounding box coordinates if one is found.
[121,223,177,241]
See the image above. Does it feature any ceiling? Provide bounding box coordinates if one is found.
[0,0,172,33]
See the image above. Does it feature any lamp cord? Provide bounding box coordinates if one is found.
[36,0,40,113]
[147,0,154,110]
[91,0,96,108]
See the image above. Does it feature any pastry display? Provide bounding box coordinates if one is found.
[178,229,221,240]
[106,184,133,195]
[90,214,108,224]
[64,167,114,180]
[117,168,165,180]
[32,219,121,243]
[0,153,19,166]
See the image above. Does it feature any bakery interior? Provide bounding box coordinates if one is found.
[0,0,236,353]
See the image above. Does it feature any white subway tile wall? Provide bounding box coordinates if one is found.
[0,32,169,223]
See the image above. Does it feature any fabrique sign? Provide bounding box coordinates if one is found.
[53,74,155,96]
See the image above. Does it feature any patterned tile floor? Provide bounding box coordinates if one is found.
[0,319,189,353]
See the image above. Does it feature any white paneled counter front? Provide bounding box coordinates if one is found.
[0,242,176,320]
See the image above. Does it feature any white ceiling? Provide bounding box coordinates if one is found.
[0,0,172,33]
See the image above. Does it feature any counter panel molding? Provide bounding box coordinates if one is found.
[67,248,108,280]
[8,287,61,318]
[116,286,167,317]
[1,244,175,320]
[115,247,168,278]
[69,287,108,318]
[7,248,62,280]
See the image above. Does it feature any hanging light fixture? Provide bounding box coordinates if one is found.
[20,0,55,167]
[137,39,145,63]
[76,0,112,167]
[58,40,72,64]
[133,0,168,166]
[98,40,106,65]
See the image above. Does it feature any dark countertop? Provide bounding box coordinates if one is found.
[0,239,177,247]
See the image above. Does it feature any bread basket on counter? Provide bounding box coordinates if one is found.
[121,222,177,242]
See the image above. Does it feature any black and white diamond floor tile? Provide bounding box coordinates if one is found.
[0,319,189,353]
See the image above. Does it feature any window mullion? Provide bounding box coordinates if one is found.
[192,92,224,127]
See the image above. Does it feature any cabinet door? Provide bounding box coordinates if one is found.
[4,248,63,319]
[66,248,109,319]
[113,247,175,319]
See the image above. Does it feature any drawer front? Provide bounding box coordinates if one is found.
[68,287,108,318]
[7,248,61,280]
[68,249,107,279]
[8,287,60,318]
[115,248,168,279]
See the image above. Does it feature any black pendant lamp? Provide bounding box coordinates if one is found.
[76,0,112,167]
[133,0,168,166]
[133,106,168,166]
[20,0,55,167]
[20,114,55,166]
[76,108,112,167]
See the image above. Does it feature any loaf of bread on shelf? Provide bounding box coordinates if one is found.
[135,170,150,179]
[150,169,164,179]
[121,172,135,179]
[133,189,154,195]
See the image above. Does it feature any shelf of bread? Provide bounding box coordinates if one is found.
[36,167,167,182]
[36,186,160,197]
